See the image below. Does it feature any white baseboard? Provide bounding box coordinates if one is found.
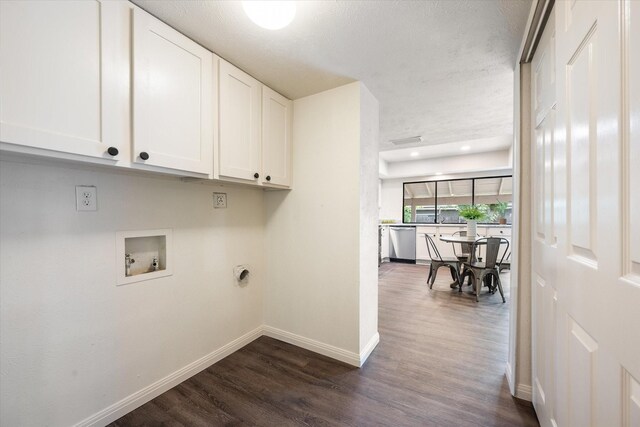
[74,326,263,427]
[505,362,532,402]
[516,383,533,401]
[262,325,361,367]
[74,325,380,426]
[505,362,515,395]
[359,332,380,366]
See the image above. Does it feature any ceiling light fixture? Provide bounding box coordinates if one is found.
[242,1,296,30]
[460,145,471,151]
[410,151,419,157]
[435,172,443,176]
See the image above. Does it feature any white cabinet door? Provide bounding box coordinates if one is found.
[262,86,292,187]
[486,227,511,261]
[0,0,124,160]
[416,227,437,261]
[218,60,262,182]
[132,8,213,175]
[381,226,390,259]
[437,227,463,259]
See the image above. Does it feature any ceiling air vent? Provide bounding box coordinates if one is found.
[390,136,423,146]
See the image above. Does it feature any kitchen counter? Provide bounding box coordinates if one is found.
[379,222,512,265]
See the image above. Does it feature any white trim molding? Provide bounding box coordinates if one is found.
[262,325,362,367]
[74,325,381,426]
[360,332,380,366]
[505,362,514,394]
[74,326,264,427]
[516,384,533,402]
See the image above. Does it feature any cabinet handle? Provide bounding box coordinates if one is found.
[107,146,119,156]
[266,175,271,181]
[254,173,259,179]
[139,152,149,160]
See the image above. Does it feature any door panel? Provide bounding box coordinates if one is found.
[623,371,640,427]
[566,24,597,264]
[535,125,547,241]
[567,317,598,427]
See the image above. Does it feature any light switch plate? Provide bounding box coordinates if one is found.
[76,185,97,211]
[213,192,227,208]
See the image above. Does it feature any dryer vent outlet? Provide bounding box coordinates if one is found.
[234,265,249,282]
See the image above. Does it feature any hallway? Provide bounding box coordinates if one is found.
[112,264,538,426]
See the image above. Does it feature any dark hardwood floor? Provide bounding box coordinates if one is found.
[111,263,539,426]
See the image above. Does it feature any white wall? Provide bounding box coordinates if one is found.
[0,81,381,426]
[378,158,388,176]
[383,149,511,179]
[358,85,380,355]
[264,82,379,362]
[0,158,265,426]
[508,61,533,400]
[380,178,405,221]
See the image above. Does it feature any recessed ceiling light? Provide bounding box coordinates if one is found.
[435,172,443,176]
[242,1,296,30]
[410,151,419,157]
[460,145,471,151]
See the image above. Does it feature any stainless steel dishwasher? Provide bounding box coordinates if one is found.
[389,226,416,263]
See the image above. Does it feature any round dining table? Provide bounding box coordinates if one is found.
[438,234,481,289]
[438,234,478,244]
[438,234,500,293]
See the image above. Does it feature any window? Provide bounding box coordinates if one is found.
[403,182,435,223]
[402,176,513,224]
[474,177,513,224]
[436,179,472,224]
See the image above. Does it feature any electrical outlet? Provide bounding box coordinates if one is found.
[213,192,227,209]
[76,185,97,211]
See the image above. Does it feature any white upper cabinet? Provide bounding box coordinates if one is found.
[262,86,292,187]
[132,8,213,175]
[0,0,124,160]
[218,60,262,182]
[1,2,291,186]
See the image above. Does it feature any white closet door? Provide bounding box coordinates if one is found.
[531,8,558,427]
[532,1,640,426]
[262,86,292,187]
[0,0,123,160]
[218,60,262,182]
[132,8,213,175]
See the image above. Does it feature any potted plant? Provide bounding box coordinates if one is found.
[458,204,488,236]
[492,201,509,224]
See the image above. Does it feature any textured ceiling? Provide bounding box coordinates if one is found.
[133,0,531,153]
